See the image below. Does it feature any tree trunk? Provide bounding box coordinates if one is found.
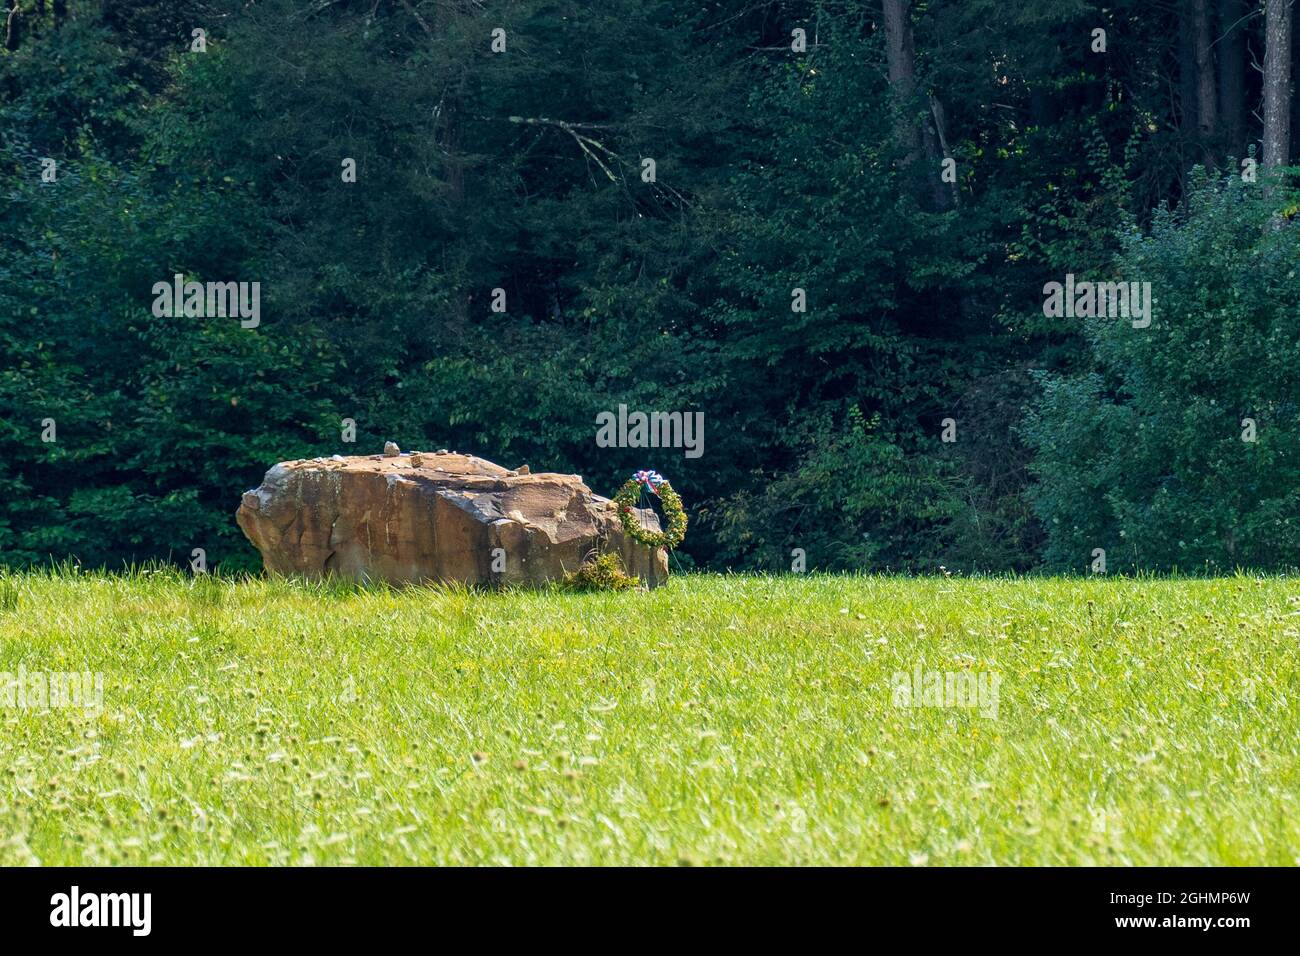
[929,95,959,208]
[882,0,921,162]
[1263,0,1293,179]
[1192,0,1219,165]
[1178,6,1199,149]
[4,2,19,52]
[432,0,471,325]
[1218,0,1247,160]
[881,0,951,210]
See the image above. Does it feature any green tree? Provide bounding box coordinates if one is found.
[1024,172,1300,571]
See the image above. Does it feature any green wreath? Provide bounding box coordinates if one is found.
[613,471,688,550]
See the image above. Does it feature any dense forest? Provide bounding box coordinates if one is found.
[1,0,1297,574]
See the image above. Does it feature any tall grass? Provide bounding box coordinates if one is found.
[0,570,1296,865]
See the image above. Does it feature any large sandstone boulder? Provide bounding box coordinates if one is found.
[235,450,669,588]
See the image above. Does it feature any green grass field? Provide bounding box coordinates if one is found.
[1,570,1297,866]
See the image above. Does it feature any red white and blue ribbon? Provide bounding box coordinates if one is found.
[632,470,666,494]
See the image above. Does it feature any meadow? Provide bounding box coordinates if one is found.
[0,569,1296,866]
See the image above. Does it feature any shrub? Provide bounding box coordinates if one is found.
[1023,172,1300,571]
[562,552,642,592]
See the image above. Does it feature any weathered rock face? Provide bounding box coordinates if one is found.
[236,451,669,587]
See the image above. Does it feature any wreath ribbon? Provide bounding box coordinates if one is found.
[632,469,665,494]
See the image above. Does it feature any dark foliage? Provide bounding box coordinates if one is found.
[2,1,1296,572]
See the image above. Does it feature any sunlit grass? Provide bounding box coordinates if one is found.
[1,568,1297,865]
